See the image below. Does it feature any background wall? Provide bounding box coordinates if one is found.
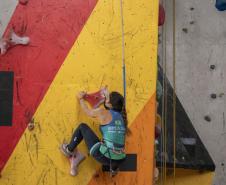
[159,0,226,184]
[0,0,17,37]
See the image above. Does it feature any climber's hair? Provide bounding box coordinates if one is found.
[109,91,131,134]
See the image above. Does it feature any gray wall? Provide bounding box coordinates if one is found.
[159,0,226,184]
[0,0,17,37]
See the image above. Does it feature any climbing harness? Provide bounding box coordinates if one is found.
[102,141,125,177]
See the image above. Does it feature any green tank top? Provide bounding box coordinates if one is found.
[99,110,126,160]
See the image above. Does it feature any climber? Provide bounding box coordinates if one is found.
[0,29,30,55]
[60,87,128,176]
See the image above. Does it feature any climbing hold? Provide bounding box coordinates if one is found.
[210,93,217,99]
[19,0,29,5]
[204,115,211,122]
[156,81,163,102]
[84,88,106,108]
[93,171,100,178]
[190,7,195,11]
[182,28,188,33]
[28,118,35,131]
[210,64,216,70]
[155,114,162,139]
[190,21,195,25]
[154,167,159,183]
[219,93,225,97]
[155,125,161,139]
[158,4,165,26]
[221,162,224,166]
[102,154,137,172]
[0,29,30,55]
[215,0,226,11]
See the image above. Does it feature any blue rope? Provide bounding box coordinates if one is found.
[120,0,126,106]
[123,65,126,106]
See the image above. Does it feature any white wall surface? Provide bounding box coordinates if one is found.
[0,0,18,37]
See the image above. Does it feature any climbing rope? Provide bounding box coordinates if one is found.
[120,0,177,183]
[103,0,126,178]
[173,0,177,183]
[163,1,168,181]
[160,0,168,184]
[159,0,177,184]
[119,0,126,106]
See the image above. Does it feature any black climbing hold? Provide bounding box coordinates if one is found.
[210,65,216,70]
[102,154,137,172]
[221,162,224,166]
[0,71,14,126]
[204,116,211,122]
[190,7,194,11]
[182,28,188,33]
[190,21,195,25]
[210,94,217,99]
[28,118,35,131]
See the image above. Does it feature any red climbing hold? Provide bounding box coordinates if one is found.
[84,89,106,109]
[19,0,29,5]
[155,114,161,139]
[159,4,165,26]
[155,125,161,139]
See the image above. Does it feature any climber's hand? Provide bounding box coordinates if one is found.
[77,91,86,100]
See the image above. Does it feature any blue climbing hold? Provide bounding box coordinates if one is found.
[216,0,226,11]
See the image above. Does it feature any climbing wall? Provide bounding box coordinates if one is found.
[157,0,225,184]
[0,0,158,184]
